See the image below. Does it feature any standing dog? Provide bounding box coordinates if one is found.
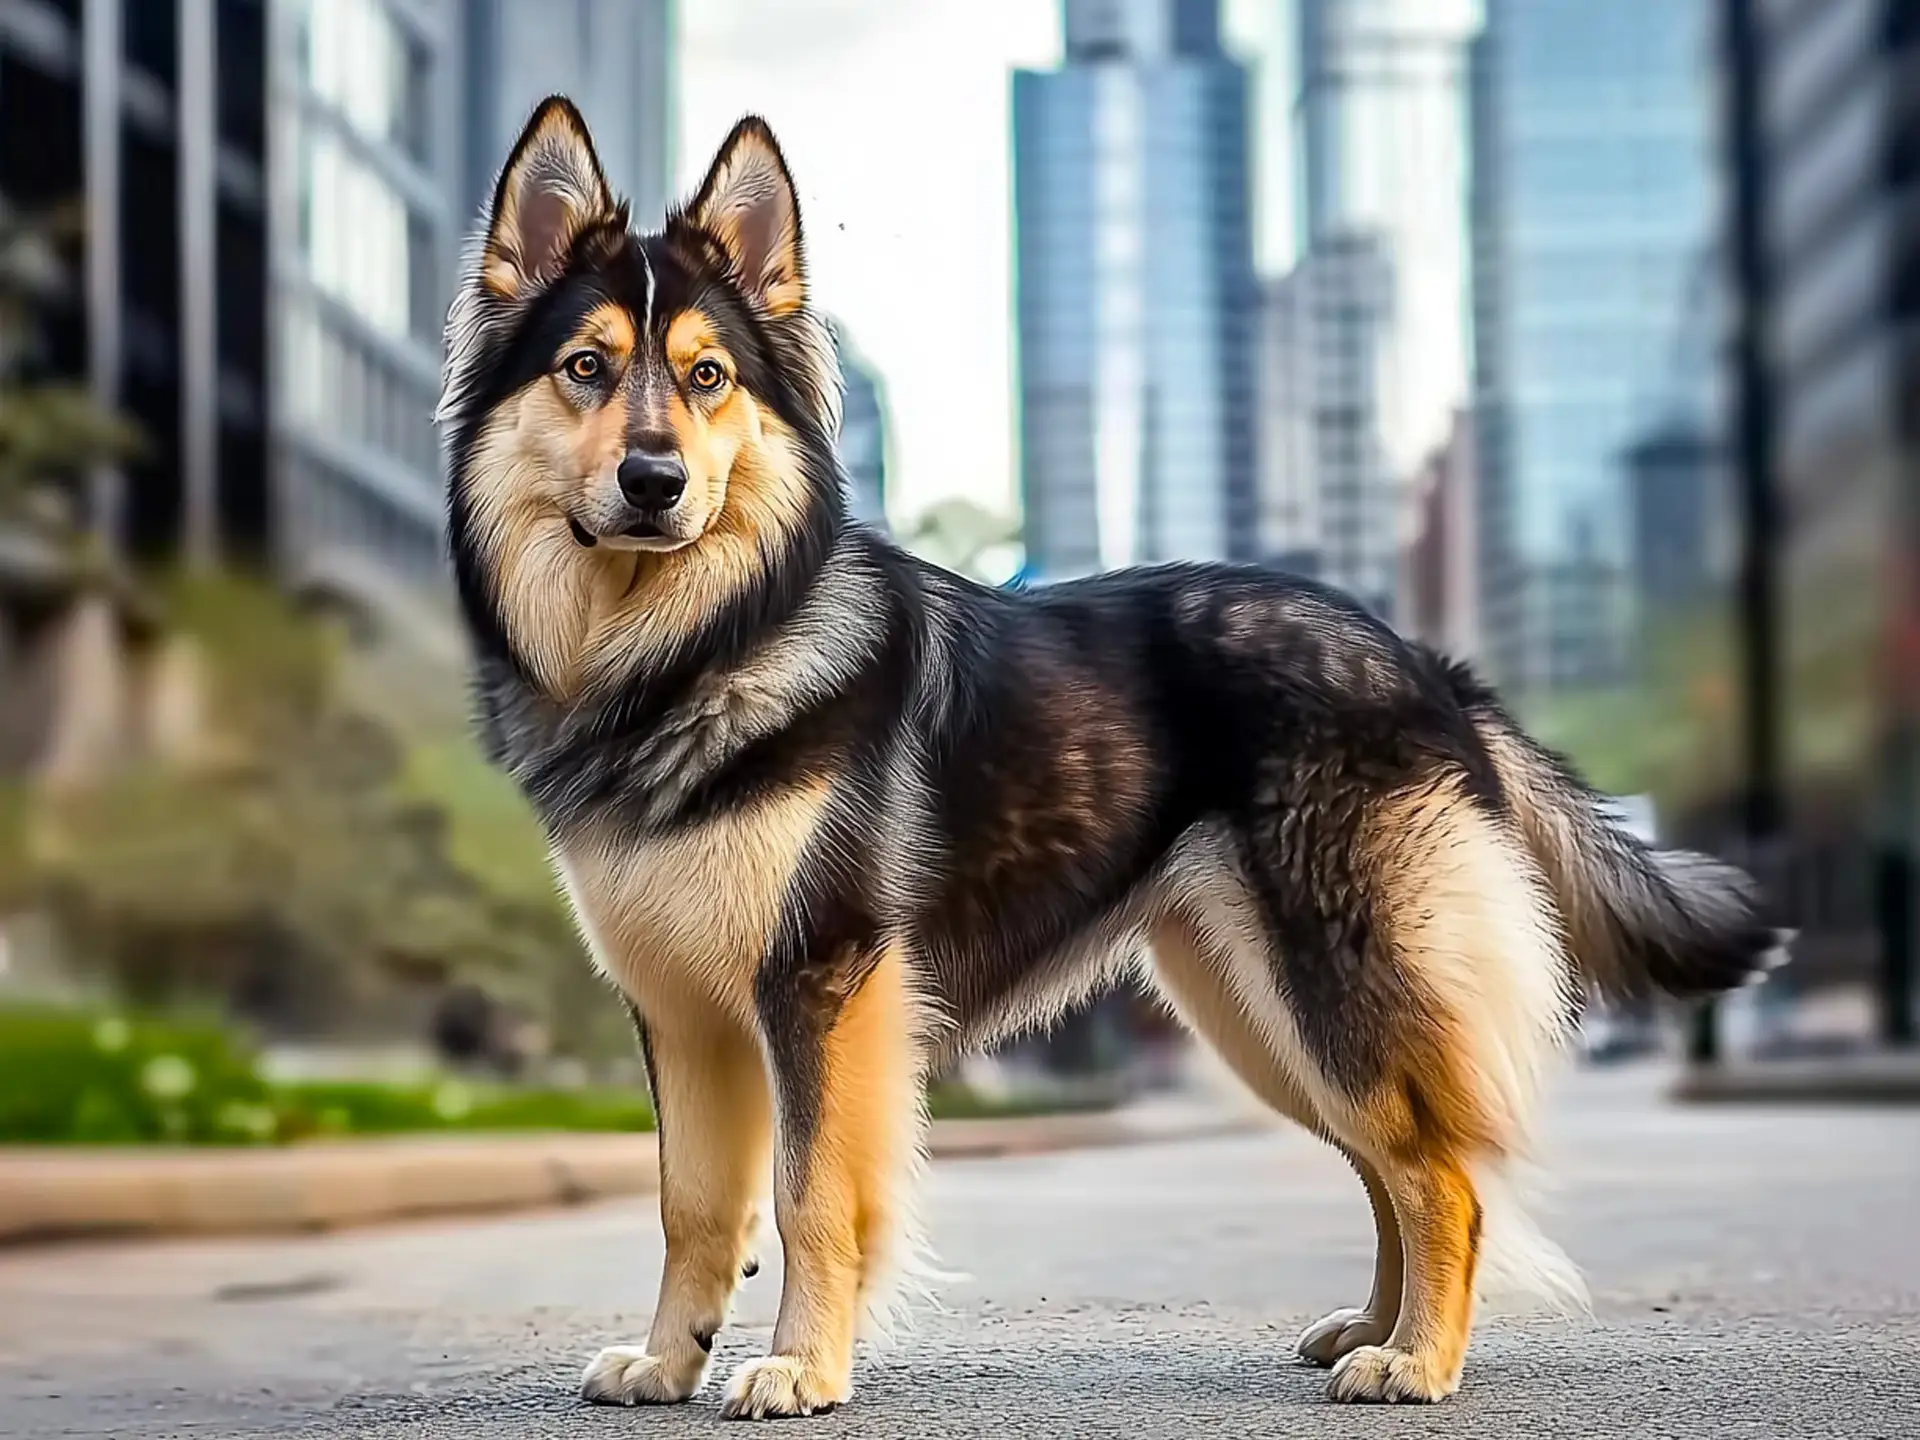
[440,99,1777,1418]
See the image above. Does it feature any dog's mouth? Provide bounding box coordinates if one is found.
[566,512,689,551]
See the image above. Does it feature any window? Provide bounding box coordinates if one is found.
[302,0,431,161]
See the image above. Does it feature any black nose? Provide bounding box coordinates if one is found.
[616,450,688,509]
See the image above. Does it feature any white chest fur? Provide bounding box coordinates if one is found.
[551,779,834,1027]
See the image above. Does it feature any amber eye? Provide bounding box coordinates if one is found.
[562,350,602,383]
[690,358,727,393]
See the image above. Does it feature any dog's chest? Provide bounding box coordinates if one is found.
[550,778,834,1021]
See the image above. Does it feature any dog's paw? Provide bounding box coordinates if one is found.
[1296,1306,1393,1367]
[1326,1344,1459,1403]
[720,1355,850,1420]
[580,1345,707,1406]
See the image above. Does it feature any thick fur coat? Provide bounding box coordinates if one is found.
[440,100,1778,1417]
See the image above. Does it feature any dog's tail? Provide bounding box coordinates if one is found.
[1433,654,1781,1003]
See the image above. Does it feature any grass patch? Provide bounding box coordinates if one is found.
[0,1005,1109,1144]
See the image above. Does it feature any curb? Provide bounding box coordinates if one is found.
[0,1107,1261,1247]
[1672,1053,1920,1107]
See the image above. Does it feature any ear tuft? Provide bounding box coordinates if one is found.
[689,117,807,317]
[483,97,617,300]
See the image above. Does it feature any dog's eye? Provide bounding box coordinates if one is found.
[689,358,727,393]
[563,351,603,383]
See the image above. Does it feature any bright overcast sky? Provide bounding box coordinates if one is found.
[677,1,1291,525]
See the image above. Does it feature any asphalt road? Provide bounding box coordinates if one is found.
[3,1066,1918,1439]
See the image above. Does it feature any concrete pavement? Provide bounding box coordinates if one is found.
[2,1065,1916,1437]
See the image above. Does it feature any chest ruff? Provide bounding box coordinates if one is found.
[553,778,836,1028]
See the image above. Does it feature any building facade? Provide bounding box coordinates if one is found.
[1296,0,1478,477]
[269,0,456,605]
[1256,234,1396,617]
[457,0,674,232]
[1012,0,1257,581]
[1399,407,1479,660]
[1470,0,1719,697]
[1,0,272,564]
[1716,0,1920,1042]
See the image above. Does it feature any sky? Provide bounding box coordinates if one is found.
[676,0,1294,525]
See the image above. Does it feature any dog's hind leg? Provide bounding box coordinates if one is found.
[581,997,772,1406]
[723,944,924,1420]
[1296,1150,1403,1365]
[1316,777,1581,1403]
[1147,912,1402,1367]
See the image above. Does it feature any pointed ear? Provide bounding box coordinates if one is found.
[689,117,807,317]
[482,97,617,300]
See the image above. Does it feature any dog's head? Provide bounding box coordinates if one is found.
[440,100,843,687]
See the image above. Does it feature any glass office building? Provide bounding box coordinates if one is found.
[1470,0,1719,697]
[1297,0,1479,477]
[1013,0,1257,580]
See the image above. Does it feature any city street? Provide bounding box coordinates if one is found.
[3,1067,1917,1438]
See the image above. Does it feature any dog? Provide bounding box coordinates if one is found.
[439,98,1778,1418]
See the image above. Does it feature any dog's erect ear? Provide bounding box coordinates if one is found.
[483,97,616,300]
[689,117,807,317]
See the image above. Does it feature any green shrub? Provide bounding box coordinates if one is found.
[0,1005,1093,1145]
[271,1078,653,1139]
[0,1005,280,1144]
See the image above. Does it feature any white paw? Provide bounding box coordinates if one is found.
[720,1355,850,1420]
[580,1344,707,1406]
[1326,1343,1460,1404]
[1296,1306,1393,1367]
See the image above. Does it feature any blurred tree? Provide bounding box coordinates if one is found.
[27,574,586,1045]
[0,199,141,540]
[900,498,1024,584]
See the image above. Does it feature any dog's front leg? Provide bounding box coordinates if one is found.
[582,999,771,1406]
[721,944,922,1420]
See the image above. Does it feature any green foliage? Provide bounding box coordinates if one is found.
[0,1006,1078,1145]
[0,1005,278,1144]
[0,200,142,514]
[29,572,583,1031]
[273,1078,654,1139]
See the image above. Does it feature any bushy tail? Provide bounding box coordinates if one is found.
[1433,656,1781,1003]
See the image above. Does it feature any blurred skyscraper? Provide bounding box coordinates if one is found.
[1470,0,1718,697]
[458,0,674,231]
[1255,236,1397,617]
[1719,0,1920,1043]
[1012,0,1257,580]
[1296,0,1478,476]
[271,0,458,607]
[831,320,889,532]
[1,0,272,565]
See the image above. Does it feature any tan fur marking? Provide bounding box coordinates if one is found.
[569,302,637,366]
[666,310,723,371]
[582,1001,771,1405]
[728,949,922,1416]
[557,777,833,1028]
[1360,778,1573,1157]
[1327,1158,1480,1403]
